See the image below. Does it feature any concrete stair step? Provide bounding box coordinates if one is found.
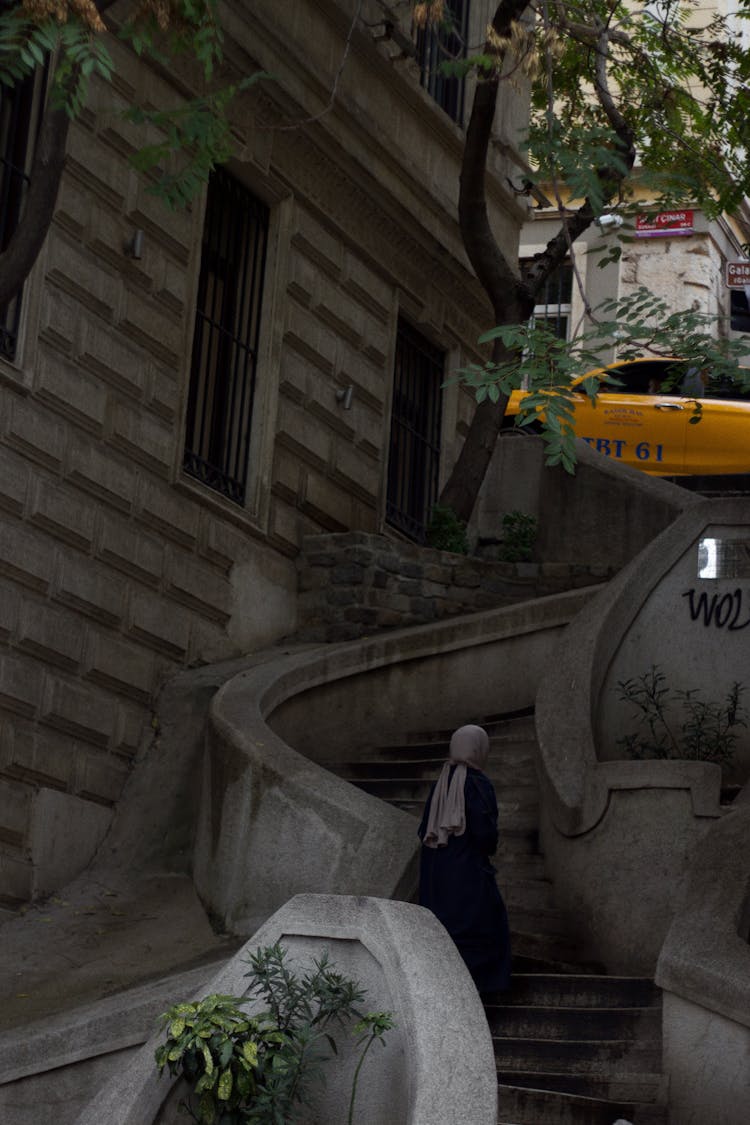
[495,826,540,856]
[406,712,536,745]
[496,974,661,1009]
[498,1069,665,1101]
[342,775,539,806]
[500,880,557,913]
[487,1004,661,1041]
[497,1080,667,1124]
[508,906,574,939]
[509,933,594,973]
[335,758,537,785]
[494,1037,661,1076]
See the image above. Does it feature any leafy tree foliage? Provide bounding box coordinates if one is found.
[433,0,750,516]
[2,0,750,516]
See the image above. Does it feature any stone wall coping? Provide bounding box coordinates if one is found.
[656,797,750,1030]
[74,894,498,1125]
[0,960,224,1085]
[534,498,750,836]
[195,586,597,933]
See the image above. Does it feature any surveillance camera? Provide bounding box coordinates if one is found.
[595,213,624,230]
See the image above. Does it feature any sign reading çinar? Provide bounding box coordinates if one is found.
[635,210,694,238]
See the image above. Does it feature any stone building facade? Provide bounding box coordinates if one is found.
[0,1,529,908]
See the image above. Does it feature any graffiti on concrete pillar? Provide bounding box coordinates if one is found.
[682,588,750,630]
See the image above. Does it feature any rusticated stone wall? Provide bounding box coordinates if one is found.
[296,533,610,642]
[0,1,528,909]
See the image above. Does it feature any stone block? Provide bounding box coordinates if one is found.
[276,396,332,470]
[0,776,32,844]
[188,617,237,667]
[267,500,303,555]
[156,257,189,316]
[18,600,85,671]
[342,252,392,323]
[46,231,120,319]
[0,652,44,717]
[78,318,146,399]
[299,471,350,531]
[330,441,380,503]
[84,630,157,702]
[4,720,76,790]
[342,605,380,625]
[41,674,114,747]
[67,438,136,512]
[199,516,252,572]
[74,748,130,805]
[0,848,33,905]
[30,788,113,897]
[0,583,18,640]
[129,589,191,657]
[314,287,365,348]
[29,479,96,552]
[164,550,232,622]
[119,288,182,367]
[326,587,358,606]
[146,364,179,422]
[136,480,200,547]
[284,302,338,376]
[96,514,163,586]
[55,554,126,627]
[336,340,388,401]
[130,192,194,264]
[292,209,344,277]
[0,445,30,515]
[115,702,149,759]
[36,350,108,434]
[331,563,366,585]
[66,122,129,207]
[38,285,80,353]
[452,564,482,589]
[5,394,65,470]
[109,400,174,475]
[0,518,56,593]
[287,250,318,306]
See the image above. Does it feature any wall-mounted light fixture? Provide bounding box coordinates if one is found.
[336,385,354,410]
[124,229,145,259]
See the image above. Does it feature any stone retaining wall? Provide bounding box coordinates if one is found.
[296,532,611,641]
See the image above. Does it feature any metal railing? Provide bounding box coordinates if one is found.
[183,167,269,505]
[386,319,444,542]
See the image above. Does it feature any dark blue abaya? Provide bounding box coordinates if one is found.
[418,764,512,994]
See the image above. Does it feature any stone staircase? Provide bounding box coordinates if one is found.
[332,715,668,1125]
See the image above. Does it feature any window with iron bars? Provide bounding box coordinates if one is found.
[527,260,573,341]
[0,67,48,362]
[183,167,269,505]
[414,0,470,124]
[386,320,444,542]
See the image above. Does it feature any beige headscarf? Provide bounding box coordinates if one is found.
[422,724,490,849]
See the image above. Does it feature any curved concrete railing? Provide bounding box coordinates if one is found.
[194,587,595,936]
[534,498,750,972]
[75,894,498,1125]
[655,792,750,1125]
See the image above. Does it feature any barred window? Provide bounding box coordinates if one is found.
[414,0,469,124]
[386,320,444,542]
[183,167,269,505]
[0,67,47,361]
[530,261,573,340]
